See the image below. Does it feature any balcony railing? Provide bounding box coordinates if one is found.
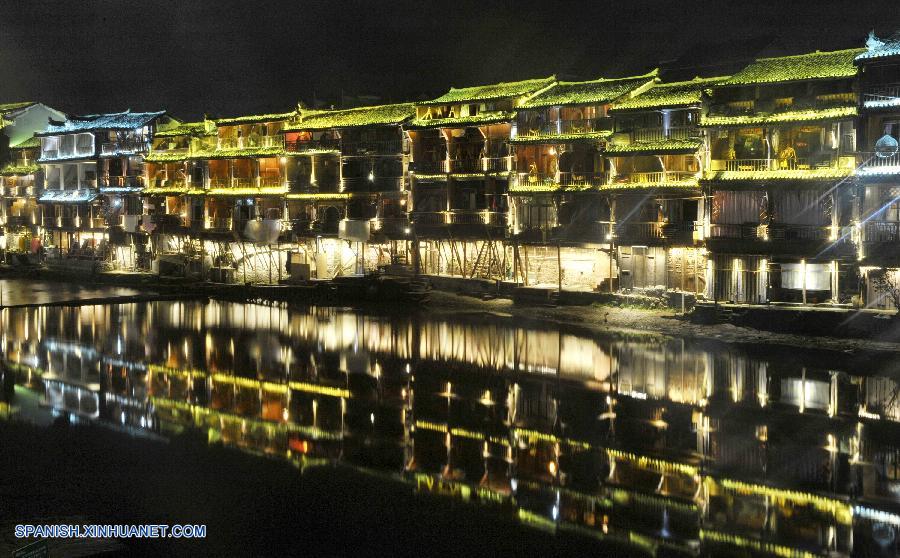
[519,117,613,137]
[710,157,838,172]
[341,139,404,155]
[284,138,341,153]
[101,176,145,189]
[5,215,29,227]
[614,171,697,184]
[411,212,447,226]
[206,217,234,231]
[448,211,506,227]
[217,136,284,150]
[763,224,831,241]
[614,221,664,240]
[101,137,148,155]
[631,126,697,142]
[858,151,900,170]
[557,172,609,188]
[863,221,900,243]
[864,83,900,104]
[481,156,515,173]
[709,223,831,241]
[709,223,761,239]
[207,177,255,189]
[409,161,446,174]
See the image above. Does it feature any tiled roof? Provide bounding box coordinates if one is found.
[700,105,857,127]
[421,76,555,105]
[284,102,415,131]
[520,71,657,109]
[509,131,612,144]
[154,121,215,138]
[610,76,728,111]
[406,111,516,130]
[10,136,41,149]
[37,110,165,136]
[215,111,296,126]
[0,162,39,176]
[0,101,36,114]
[721,48,864,86]
[605,138,703,155]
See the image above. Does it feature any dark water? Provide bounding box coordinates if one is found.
[2,299,900,557]
[0,278,143,307]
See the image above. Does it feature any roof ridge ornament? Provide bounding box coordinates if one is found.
[867,30,885,51]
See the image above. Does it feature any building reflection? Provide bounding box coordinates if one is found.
[2,300,900,556]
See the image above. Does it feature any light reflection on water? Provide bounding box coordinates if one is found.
[2,299,900,557]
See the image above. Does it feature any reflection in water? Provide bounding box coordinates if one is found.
[3,300,900,557]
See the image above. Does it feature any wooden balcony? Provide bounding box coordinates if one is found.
[630,126,697,142]
[858,151,900,174]
[409,161,445,174]
[101,136,148,156]
[613,171,697,185]
[863,83,900,105]
[217,136,284,150]
[518,117,613,137]
[709,156,840,172]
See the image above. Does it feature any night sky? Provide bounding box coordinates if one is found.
[1,0,899,120]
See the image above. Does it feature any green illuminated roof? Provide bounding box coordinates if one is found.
[421,76,555,106]
[600,179,699,192]
[285,102,415,131]
[216,111,296,126]
[721,48,864,86]
[509,180,599,194]
[701,105,856,127]
[611,76,728,111]
[0,101,35,114]
[509,131,612,144]
[285,192,354,201]
[0,162,39,176]
[145,151,191,163]
[605,138,703,155]
[141,186,204,196]
[704,167,854,181]
[520,71,657,109]
[10,136,41,149]
[406,111,516,129]
[155,121,215,138]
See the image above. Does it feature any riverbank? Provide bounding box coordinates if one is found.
[423,291,900,374]
[4,271,900,371]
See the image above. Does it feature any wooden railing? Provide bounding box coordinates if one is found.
[101,136,148,155]
[863,221,900,243]
[615,171,697,184]
[864,83,900,103]
[711,157,837,172]
[217,135,284,149]
[858,151,900,170]
[631,126,697,142]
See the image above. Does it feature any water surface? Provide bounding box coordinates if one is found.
[2,299,900,557]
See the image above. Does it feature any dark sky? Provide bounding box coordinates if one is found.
[1,0,899,120]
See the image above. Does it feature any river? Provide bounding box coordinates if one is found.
[1,289,900,556]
